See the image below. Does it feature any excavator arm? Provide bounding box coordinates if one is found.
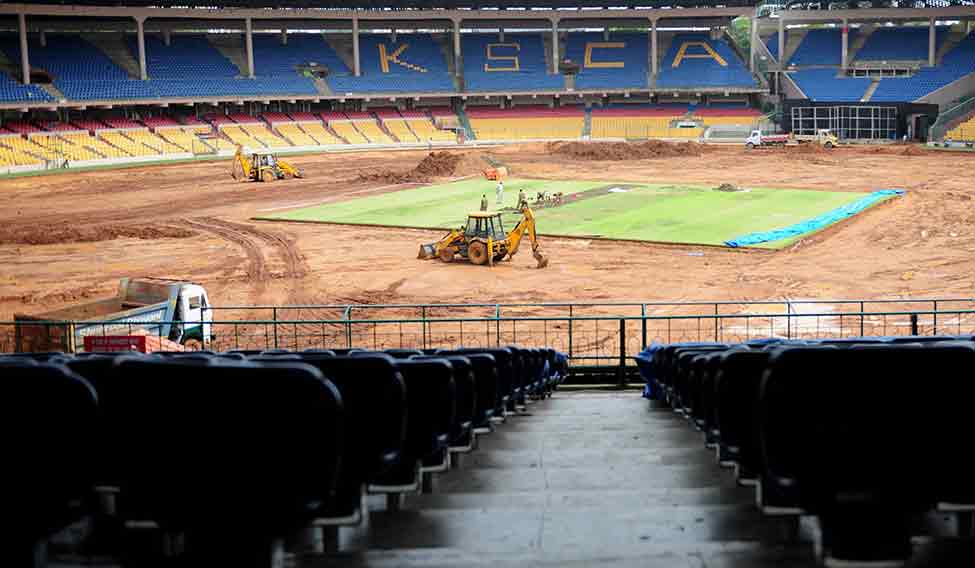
[231,146,252,181]
[504,207,549,268]
[418,229,464,261]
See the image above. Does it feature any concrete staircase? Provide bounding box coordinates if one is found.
[436,33,462,91]
[207,33,248,77]
[861,78,881,102]
[846,26,875,64]
[781,29,807,66]
[326,36,357,74]
[936,29,967,65]
[654,32,675,84]
[312,77,333,95]
[316,392,820,567]
[540,32,567,91]
[83,33,141,79]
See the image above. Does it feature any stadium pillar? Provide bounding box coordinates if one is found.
[929,18,936,67]
[352,15,361,77]
[749,14,758,72]
[40,31,47,48]
[245,18,255,79]
[650,18,658,79]
[281,29,287,46]
[841,19,849,70]
[499,28,504,42]
[453,18,462,77]
[778,17,785,69]
[550,18,559,74]
[135,17,147,81]
[18,13,29,85]
[163,28,171,47]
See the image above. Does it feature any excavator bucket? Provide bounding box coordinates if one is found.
[533,250,549,269]
[418,243,438,260]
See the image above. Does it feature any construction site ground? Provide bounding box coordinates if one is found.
[1,142,973,324]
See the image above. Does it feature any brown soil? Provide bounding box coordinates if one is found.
[0,223,195,245]
[1,143,973,329]
[548,139,706,161]
[356,150,468,183]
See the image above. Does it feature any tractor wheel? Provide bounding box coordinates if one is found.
[262,170,275,183]
[439,247,455,263]
[824,142,834,149]
[468,242,489,265]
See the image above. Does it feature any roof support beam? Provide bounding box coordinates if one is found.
[18,12,29,85]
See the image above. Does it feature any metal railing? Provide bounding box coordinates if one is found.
[6,306,975,374]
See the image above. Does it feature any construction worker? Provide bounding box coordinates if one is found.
[518,189,527,209]
[496,179,504,206]
[480,194,488,211]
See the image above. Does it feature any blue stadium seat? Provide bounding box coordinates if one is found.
[855,27,947,61]
[788,29,855,66]
[253,34,349,76]
[327,34,454,94]
[657,34,755,89]
[564,32,648,90]
[462,34,563,92]
[870,32,975,102]
[0,71,53,102]
[789,68,872,102]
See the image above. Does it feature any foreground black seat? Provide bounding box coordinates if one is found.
[282,353,408,522]
[440,347,514,417]
[713,348,775,488]
[106,357,345,563]
[758,342,975,565]
[412,355,476,451]
[3,361,99,567]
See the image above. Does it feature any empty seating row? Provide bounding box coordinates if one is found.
[635,336,975,566]
[5,345,566,565]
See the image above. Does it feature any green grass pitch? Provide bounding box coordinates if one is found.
[260,178,887,249]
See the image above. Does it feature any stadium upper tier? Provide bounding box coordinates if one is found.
[0,31,763,103]
[787,30,975,103]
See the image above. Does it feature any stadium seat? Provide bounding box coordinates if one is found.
[3,361,99,563]
[657,33,756,89]
[327,34,454,94]
[467,107,584,140]
[463,33,563,92]
[564,32,649,90]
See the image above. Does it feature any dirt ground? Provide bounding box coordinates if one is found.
[1,142,973,322]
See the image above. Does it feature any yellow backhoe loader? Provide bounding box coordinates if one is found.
[231,145,305,182]
[418,206,549,268]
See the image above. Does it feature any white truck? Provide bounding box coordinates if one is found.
[14,278,213,353]
[745,129,838,149]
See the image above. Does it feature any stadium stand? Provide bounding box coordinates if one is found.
[0,70,55,103]
[462,34,563,92]
[323,112,370,144]
[870,32,975,102]
[591,106,690,139]
[99,131,159,156]
[8,345,565,565]
[787,28,854,66]
[0,134,43,165]
[274,122,318,146]
[408,116,456,142]
[288,114,344,145]
[468,106,584,140]
[564,32,649,90]
[252,33,347,78]
[30,133,101,161]
[789,68,873,102]
[657,34,756,89]
[345,112,395,144]
[765,32,782,61]
[947,114,975,140]
[636,337,975,567]
[327,34,455,94]
[855,26,947,61]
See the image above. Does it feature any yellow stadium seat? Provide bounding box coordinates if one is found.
[383,119,419,142]
[63,132,129,158]
[0,137,42,166]
[408,119,456,142]
[3,136,61,161]
[470,117,584,140]
[591,117,702,140]
[100,131,161,157]
[241,124,291,148]
[155,127,216,153]
[353,120,395,144]
[221,125,263,150]
[28,134,101,161]
[330,122,370,144]
[947,116,975,141]
[299,122,344,145]
[275,123,317,146]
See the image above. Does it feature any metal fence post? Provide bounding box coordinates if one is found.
[714,304,719,341]
[345,306,353,348]
[933,300,938,335]
[495,304,501,347]
[641,304,647,350]
[859,301,865,337]
[422,306,427,350]
[618,318,626,389]
[910,313,919,336]
[568,305,574,357]
[272,307,279,349]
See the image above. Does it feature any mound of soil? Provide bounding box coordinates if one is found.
[356,151,465,184]
[901,145,927,156]
[547,140,706,161]
[714,183,741,192]
[0,223,197,245]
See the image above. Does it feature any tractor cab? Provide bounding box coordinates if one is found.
[252,152,278,170]
[464,212,507,241]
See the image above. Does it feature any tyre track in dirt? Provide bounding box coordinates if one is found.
[196,217,308,279]
[182,218,269,290]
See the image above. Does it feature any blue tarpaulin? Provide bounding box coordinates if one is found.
[724,189,905,248]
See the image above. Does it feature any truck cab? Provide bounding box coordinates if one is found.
[172,283,213,346]
[746,130,763,147]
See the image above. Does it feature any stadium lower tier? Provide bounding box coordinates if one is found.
[469,117,585,140]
